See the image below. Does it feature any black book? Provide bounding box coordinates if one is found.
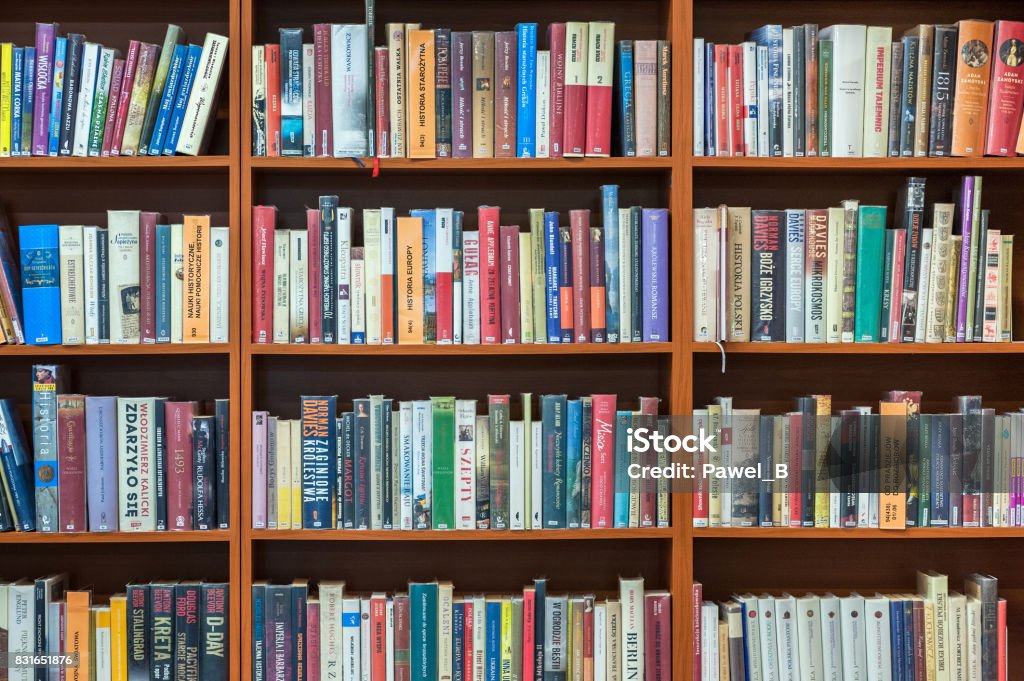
[899,35,919,157]
[948,412,964,527]
[758,416,775,527]
[887,41,905,157]
[264,586,291,681]
[340,412,355,528]
[154,398,168,531]
[353,399,371,529]
[200,584,229,681]
[956,395,983,527]
[792,26,805,157]
[58,34,86,156]
[879,229,896,341]
[750,210,785,341]
[149,583,175,681]
[193,415,216,529]
[174,583,201,681]
[965,573,999,681]
[319,196,338,343]
[797,396,816,526]
[34,575,66,681]
[381,398,394,529]
[928,25,958,157]
[215,399,230,529]
[899,177,926,342]
[980,408,995,527]
[127,583,149,681]
[435,29,453,157]
[839,410,859,527]
[580,396,593,528]
[533,578,547,681]
[630,206,642,341]
[290,581,307,681]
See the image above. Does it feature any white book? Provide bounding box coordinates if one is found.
[117,397,157,531]
[537,50,551,158]
[757,46,770,157]
[863,595,892,681]
[758,594,781,681]
[351,252,365,342]
[531,421,543,530]
[704,602,720,681]
[510,420,525,529]
[518,232,534,343]
[82,225,100,343]
[273,230,290,343]
[438,584,454,681]
[733,594,764,681]
[320,582,345,681]
[337,207,353,343]
[46,601,64,681]
[435,208,454,344]
[385,598,395,681]
[251,412,268,528]
[840,594,866,681]
[289,229,309,342]
[594,602,607,681]
[819,24,867,157]
[170,223,184,343]
[915,228,933,343]
[618,207,632,343]
[472,595,487,681]
[693,38,705,156]
[73,43,101,156]
[692,207,719,342]
[412,399,431,529]
[742,42,758,157]
[331,24,370,157]
[107,211,141,343]
[861,27,893,158]
[829,417,841,527]
[826,207,844,343]
[210,226,229,342]
[359,598,371,681]
[785,209,806,342]
[715,397,733,527]
[455,399,477,529]
[381,207,396,344]
[363,209,382,344]
[796,594,823,681]
[8,582,34,681]
[948,593,966,681]
[177,33,229,155]
[966,596,981,681]
[399,401,414,530]
[89,49,116,157]
[462,231,481,344]
[302,43,315,156]
[341,597,360,681]
[782,28,794,157]
[619,577,644,681]
[94,606,112,681]
[386,24,406,157]
[820,595,843,681]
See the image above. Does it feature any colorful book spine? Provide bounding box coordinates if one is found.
[301,396,338,529]
[85,396,117,531]
[516,23,538,157]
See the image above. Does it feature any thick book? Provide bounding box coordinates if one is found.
[107,210,142,343]
[569,210,591,342]
[430,396,456,529]
[516,23,538,157]
[301,396,337,529]
[984,21,1024,156]
[117,397,157,531]
[140,25,185,154]
[494,32,517,158]
[751,210,785,341]
[451,32,473,158]
[563,22,589,157]
[279,28,304,157]
[819,24,867,157]
[121,42,159,155]
[584,22,614,157]
[951,20,995,156]
[0,399,34,531]
[929,26,958,156]
[19,224,62,344]
[854,206,887,342]
[435,29,452,158]
[471,31,494,158]
[634,41,657,157]
[56,395,87,532]
[166,400,197,531]
[407,29,435,158]
[85,396,118,531]
[548,24,567,157]
[32,364,65,532]
[642,208,669,342]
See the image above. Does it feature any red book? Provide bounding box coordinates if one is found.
[588,226,605,342]
[638,396,659,527]
[140,212,158,343]
[521,591,534,680]
[714,44,730,156]
[547,23,567,158]
[691,583,702,681]
[984,21,1024,156]
[729,45,745,156]
[57,394,87,532]
[375,48,390,158]
[584,22,614,157]
[645,592,672,681]
[889,230,906,343]
[307,209,322,343]
[692,410,708,527]
[435,212,454,345]
[998,598,1007,681]
[371,595,387,681]
[313,25,333,157]
[110,41,141,156]
[480,206,502,344]
[583,597,595,674]
[306,600,321,681]
[100,59,126,157]
[788,411,803,527]
[590,394,616,528]
[499,225,521,343]
[266,44,282,157]
[394,595,410,681]
[166,400,197,531]
[252,206,276,343]
[569,210,591,343]
[563,23,588,157]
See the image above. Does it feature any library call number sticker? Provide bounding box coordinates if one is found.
[7,654,79,668]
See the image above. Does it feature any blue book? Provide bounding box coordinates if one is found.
[930,413,950,527]
[452,601,465,681]
[162,44,203,156]
[149,44,188,156]
[565,399,582,528]
[251,585,266,681]
[21,48,35,157]
[47,37,67,156]
[0,399,35,530]
[615,41,635,157]
[641,208,669,342]
[410,582,438,681]
[543,212,561,343]
[613,410,631,527]
[411,209,437,342]
[279,28,304,157]
[155,224,171,342]
[18,224,62,344]
[750,25,783,156]
[12,48,24,156]
[704,43,715,155]
[558,227,573,343]
[84,396,117,532]
[541,394,567,528]
[890,599,904,681]
[485,598,501,681]
[532,579,546,680]
[758,416,774,527]
[515,23,537,157]
[264,585,292,681]
[600,185,620,342]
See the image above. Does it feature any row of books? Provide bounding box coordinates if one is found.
[252,22,672,159]
[692,392,1020,530]
[11,212,230,345]
[252,394,670,531]
[0,24,227,158]
[693,176,1013,344]
[694,20,1024,158]
[1,364,231,534]
[252,577,669,681]
[251,191,670,345]
[693,572,1004,681]
[1,577,229,681]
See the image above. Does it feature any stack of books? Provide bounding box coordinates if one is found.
[252,22,672,158]
[694,20,1024,158]
[694,573,1004,681]
[0,364,230,534]
[693,176,1013,343]
[1,577,229,681]
[251,189,670,345]
[0,24,228,157]
[253,577,669,681]
[252,393,670,531]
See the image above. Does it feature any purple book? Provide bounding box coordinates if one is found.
[32,23,58,156]
[641,208,669,342]
[451,31,473,158]
[85,396,118,531]
[954,175,975,343]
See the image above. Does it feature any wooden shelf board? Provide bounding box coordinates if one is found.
[0,156,231,170]
[252,528,674,541]
[692,342,1024,355]
[0,530,232,544]
[249,342,673,356]
[0,343,233,356]
[690,156,1024,171]
[249,156,674,172]
[693,527,1024,539]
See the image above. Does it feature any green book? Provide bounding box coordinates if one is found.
[964,176,983,340]
[139,24,185,154]
[918,414,931,527]
[88,47,118,156]
[488,394,511,529]
[409,581,438,681]
[430,396,456,529]
[529,209,546,343]
[819,39,833,157]
[854,206,887,342]
[879,229,897,341]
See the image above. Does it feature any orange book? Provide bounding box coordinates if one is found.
[951,20,995,156]
[109,594,128,681]
[266,44,282,157]
[397,217,424,342]
[879,400,908,530]
[184,215,211,342]
[408,30,437,158]
[66,590,92,681]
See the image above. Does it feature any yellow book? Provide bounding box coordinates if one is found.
[407,30,436,158]
[518,232,534,343]
[290,417,302,528]
[0,43,12,156]
[812,394,832,528]
[277,419,292,529]
[66,591,92,681]
[879,400,908,529]
[183,215,211,342]
[396,217,424,343]
[93,606,111,681]
[500,597,513,681]
[109,595,128,681]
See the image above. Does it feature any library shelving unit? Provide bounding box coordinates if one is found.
[0,0,242,680]
[687,1,1024,679]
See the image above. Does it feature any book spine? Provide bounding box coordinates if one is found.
[548,24,566,157]
[489,395,511,529]
[121,42,158,155]
[499,225,521,343]
[436,210,454,344]
[151,44,187,155]
[109,40,141,155]
[642,208,669,342]
[451,32,473,158]
[32,24,56,156]
[406,29,435,158]
[192,416,215,530]
[435,29,452,158]
[155,225,171,342]
[200,584,228,681]
[494,32,517,158]
[543,213,561,343]
[175,33,227,156]
[19,224,62,344]
[320,197,338,343]
[57,395,87,531]
[101,59,126,157]
[985,21,1024,155]
[952,21,995,156]
[584,22,612,157]
[49,39,67,155]
[541,394,567,529]
[89,48,116,156]
[929,27,957,156]
[301,396,337,529]
[516,24,538,157]
[570,211,591,343]
[32,364,63,532]
[635,40,657,156]
[536,51,551,158]
[563,23,589,157]
[72,43,99,157]
[57,34,84,156]
[617,41,636,157]
[85,396,117,531]
[140,213,158,343]
[481,207,501,344]
[657,40,671,156]
[303,43,316,156]
[601,185,620,342]
[914,27,935,157]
